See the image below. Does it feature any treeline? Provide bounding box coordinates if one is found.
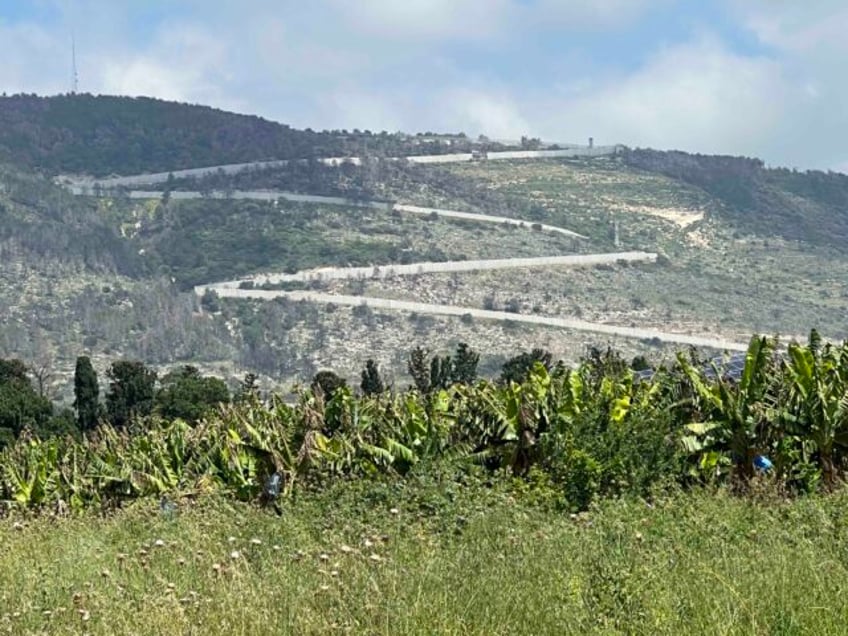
[0,357,233,448]
[0,94,497,177]
[0,342,578,450]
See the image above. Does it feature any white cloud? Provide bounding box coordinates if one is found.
[328,0,513,40]
[326,0,660,41]
[0,21,70,94]
[439,88,531,139]
[530,37,788,154]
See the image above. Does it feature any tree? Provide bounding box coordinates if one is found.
[407,346,431,393]
[430,355,452,391]
[29,354,54,399]
[630,355,651,372]
[499,349,553,384]
[235,372,260,403]
[200,288,221,313]
[0,358,53,440]
[106,360,157,428]
[311,370,347,399]
[73,356,101,432]
[360,359,384,396]
[451,342,479,385]
[155,365,230,422]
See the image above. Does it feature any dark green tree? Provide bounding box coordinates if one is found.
[155,366,230,422]
[407,346,431,393]
[200,288,221,313]
[0,358,53,441]
[630,355,651,372]
[499,349,553,384]
[73,356,100,432]
[311,370,347,399]
[43,408,80,439]
[430,355,452,391]
[105,360,157,428]
[451,342,479,385]
[360,359,384,396]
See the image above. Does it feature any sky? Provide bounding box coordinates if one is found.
[0,0,846,171]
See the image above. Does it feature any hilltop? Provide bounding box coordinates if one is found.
[0,94,484,177]
[623,148,848,250]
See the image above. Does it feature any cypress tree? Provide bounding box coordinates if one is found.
[360,359,384,396]
[73,356,100,432]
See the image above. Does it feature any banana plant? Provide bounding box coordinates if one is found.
[783,339,848,487]
[679,335,779,480]
[1,438,61,507]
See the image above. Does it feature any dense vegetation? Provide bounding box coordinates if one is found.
[0,164,139,275]
[3,333,848,512]
[3,335,848,633]
[0,94,491,177]
[131,198,458,289]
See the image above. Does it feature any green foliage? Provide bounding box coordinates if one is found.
[73,356,100,432]
[0,94,487,177]
[452,342,480,384]
[311,371,347,401]
[407,343,480,394]
[0,358,53,438]
[199,288,220,313]
[0,165,140,275]
[105,360,157,428]
[407,346,431,394]
[360,359,384,396]
[234,372,260,403]
[624,148,848,251]
[154,365,230,423]
[499,348,553,384]
[6,336,848,513]
[133,198,435,289]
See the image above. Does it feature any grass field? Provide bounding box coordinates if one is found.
[4,477,848,635]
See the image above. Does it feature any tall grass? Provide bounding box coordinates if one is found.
[2,481,848,634]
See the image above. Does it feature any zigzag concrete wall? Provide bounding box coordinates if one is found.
[62,145,621,191]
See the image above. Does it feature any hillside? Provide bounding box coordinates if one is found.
[0,163,137,274]
[0,96,847,400]
[622,148,848,250]
[0,94,482,178]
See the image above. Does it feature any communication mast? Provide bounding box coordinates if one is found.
[71,33,79,94]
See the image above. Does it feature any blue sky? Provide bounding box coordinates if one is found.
[1,0,846,171]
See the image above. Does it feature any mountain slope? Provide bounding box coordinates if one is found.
[0,163,138,274]
[0,94,360,177]
[622,149,848,250]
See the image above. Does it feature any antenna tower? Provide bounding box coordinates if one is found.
[71,33,79,94]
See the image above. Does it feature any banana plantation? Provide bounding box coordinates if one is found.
[3,332,848,512]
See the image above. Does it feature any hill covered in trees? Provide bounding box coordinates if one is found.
[0,94,478,177]
[0,163,138,274]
